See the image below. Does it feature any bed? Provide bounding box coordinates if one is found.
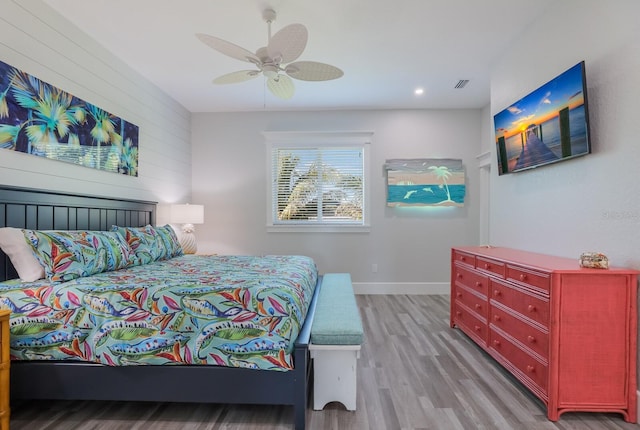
[0,186,321,430]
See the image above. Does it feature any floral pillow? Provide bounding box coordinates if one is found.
[23,230,133,283]
[111,225,161,265]
[153,224,183,260]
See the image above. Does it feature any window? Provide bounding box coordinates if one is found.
[264,131,372,232]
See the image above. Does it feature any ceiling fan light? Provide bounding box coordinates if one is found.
[263,65,278,79]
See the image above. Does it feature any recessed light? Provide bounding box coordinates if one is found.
[414,87,424,96]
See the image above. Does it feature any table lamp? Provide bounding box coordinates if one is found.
[169,204,204,254]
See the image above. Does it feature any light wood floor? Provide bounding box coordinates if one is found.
[10,295,639,429]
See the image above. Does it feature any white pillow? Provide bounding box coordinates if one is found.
[0,227,46,282]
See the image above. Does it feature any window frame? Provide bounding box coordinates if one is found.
[264,131,372,233]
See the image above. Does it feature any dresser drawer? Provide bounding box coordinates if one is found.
[454,285,488,320]
[490,305,549,360]
[490,278,549,328]
[453,264,489,296]
[506,264,550,293]
[476,256,505,277]
[489,328,548,393]
[453,302,487,344]
[453,250,475,267]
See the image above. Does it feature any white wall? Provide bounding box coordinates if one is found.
[192,109,482,292]
[0,0,191,206]
[489,0,640,269]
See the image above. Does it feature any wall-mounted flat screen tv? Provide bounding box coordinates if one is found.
[494,61,591,175]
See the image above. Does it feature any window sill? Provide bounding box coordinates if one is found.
[267,224,370,233]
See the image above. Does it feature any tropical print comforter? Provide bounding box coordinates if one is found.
[1,255,318,371]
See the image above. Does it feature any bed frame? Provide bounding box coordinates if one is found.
[0,186,319,430]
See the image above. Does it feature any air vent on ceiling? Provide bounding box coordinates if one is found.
[454,79,470,89]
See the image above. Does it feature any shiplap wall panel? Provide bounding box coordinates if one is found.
[6,1,190,135]
[0,0,192,204]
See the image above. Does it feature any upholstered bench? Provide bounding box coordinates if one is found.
[309,273,364,411]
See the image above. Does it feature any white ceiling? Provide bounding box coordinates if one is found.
[43,0,554,113]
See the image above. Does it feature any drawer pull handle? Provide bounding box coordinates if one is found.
[461,256,466,261]
[456,292,462,298]
[457,273,462,278]
[493,340,501,347]
[527,304,536,312]
[493,315,501,321]
[520,274,527,281]
[484,263,490,269]
[474,304,481,310]
[474,325,481,332]
[526,365,535,373]
[456,311,462,317]
[475,281,481,288]
[493,290,501,297]
[527,336,536,343]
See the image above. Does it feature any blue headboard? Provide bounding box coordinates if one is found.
[0,186,156,281]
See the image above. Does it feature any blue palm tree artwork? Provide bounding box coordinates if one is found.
[0,59,139,176]
[385,158,465,207]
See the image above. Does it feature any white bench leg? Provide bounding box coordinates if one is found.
[310,345,360,411]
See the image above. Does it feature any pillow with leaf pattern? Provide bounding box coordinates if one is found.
[111,225,161,265]
[152,225,183,260]
[23,230,133,283]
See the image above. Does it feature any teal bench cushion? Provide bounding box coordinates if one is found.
[310,273,364,345]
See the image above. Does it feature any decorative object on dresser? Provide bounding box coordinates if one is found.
[450,246,638,422]
[579,251,609,269]
[0,309,9,430]
[169,203,205,254]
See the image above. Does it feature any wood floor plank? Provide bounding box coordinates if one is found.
[10,295,640,429]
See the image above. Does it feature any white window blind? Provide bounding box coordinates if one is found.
[264,131,372,231]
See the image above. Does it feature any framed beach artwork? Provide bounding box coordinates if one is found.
[0,59,139,176]
[385,158,465,207]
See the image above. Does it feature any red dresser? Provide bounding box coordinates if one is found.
[450,246,638,422]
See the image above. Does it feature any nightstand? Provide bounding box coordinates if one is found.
[0,309,9,430]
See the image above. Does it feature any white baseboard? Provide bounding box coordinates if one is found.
[352,282,449,295]
[637,390,640,424]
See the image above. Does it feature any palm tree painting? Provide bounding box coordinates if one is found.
[385,158,465,207]
[0,59,139,176]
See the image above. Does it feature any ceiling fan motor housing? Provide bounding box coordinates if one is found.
[262,9,277,23]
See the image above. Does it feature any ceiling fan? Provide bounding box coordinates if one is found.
[196,9,343,100]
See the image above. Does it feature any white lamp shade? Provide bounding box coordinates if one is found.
[169,204,204,224]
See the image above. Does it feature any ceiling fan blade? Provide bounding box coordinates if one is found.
[285,61,344,81]
[267,24,308,64]
[196,33,260,64]
[267,74,295,99]
[213,70,261,84]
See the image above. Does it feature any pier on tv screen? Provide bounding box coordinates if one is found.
[494,61,591,175]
